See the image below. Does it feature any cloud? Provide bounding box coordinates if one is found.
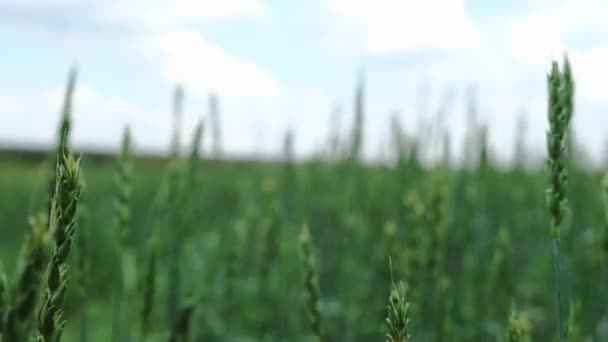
[137,0,267,27]
[502,0,608,67]
[0,0,266,34]
[325,0,481,54]
[0,0,280,101]
[147,29,281,100]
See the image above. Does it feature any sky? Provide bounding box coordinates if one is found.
[0,0,607,164]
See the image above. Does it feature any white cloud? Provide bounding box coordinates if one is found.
[0,0,279,102]
[504,24,564,68]
[137,0,267,27]
[502,0,608,67]
[0,0,266,28]
[148,29,281,100]
[325,0,481,54]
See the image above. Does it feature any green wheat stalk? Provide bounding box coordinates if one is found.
[140,239,158,339]
[298,224,323,342]
[112,127,134,342]
[35,136,82,342]
[565,299,582,341]
[3,213,49,341]
[115,126,133,257]
[224,220,246,320]
[167,118,203,325]
[546,57,574,342]
[385,258,411,342]
[75,198,90,342]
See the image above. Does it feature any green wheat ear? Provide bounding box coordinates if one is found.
[36,141,82,342]
[298,224,323,342]
[115,126,133,252]
[47,67,77,216]
[506,308,531,342]
[546,56,574,342]
[385,258,411,342]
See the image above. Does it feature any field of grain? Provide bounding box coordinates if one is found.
[0,59,606,342]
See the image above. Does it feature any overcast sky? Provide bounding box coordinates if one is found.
[0,0,607,163]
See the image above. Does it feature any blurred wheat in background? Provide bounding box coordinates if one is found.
[0,55,606,341]
[1,1,608,341]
